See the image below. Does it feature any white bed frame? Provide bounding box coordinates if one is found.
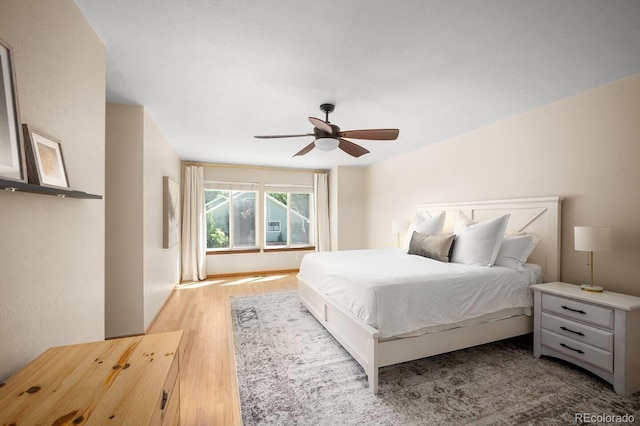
[298,196,563,394]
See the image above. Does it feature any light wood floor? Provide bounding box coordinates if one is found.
[147,272,297,425]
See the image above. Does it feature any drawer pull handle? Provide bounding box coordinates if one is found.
[560,326,585,337]
[561,305,586,314]
[560,343,585,355]
[161,390,168,410]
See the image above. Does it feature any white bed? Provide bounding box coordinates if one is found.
[298,196,562,394]
[298,248,541,338]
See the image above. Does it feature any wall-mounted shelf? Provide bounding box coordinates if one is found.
[0,178,102,199]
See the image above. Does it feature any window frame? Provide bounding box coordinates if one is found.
[263,191,314,250]
[205,188,259,252]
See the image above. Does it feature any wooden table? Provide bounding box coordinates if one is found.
[0,331,182,425]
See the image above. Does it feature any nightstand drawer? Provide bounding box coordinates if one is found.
[151,348,180,425]
[542,293,613,329]
[541,329,613,373]
[162,370,180,425]
[541,312,613,351]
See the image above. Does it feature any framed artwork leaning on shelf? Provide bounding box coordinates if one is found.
[22,124,70,189]
[0,38,26,182]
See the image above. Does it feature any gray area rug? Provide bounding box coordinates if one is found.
[231,292,640,425]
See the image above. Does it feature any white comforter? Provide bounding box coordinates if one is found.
[297,248,537,338]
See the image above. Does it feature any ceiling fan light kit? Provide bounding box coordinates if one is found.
[315,137,340,151]
[254,103,399,158]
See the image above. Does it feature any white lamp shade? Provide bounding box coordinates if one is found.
[574,226,611,252]
[314,138,339,151]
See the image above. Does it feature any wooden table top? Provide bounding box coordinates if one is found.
[0,331,182,425]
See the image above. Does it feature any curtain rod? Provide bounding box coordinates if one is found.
[183,161,328,174]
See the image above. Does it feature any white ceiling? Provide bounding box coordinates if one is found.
[73,0,640,170]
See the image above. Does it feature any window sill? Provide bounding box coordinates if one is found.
[206,248,261,255]
[206,246,316,255]
[263,246,315,253]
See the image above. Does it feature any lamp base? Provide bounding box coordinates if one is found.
[581,284,603,292]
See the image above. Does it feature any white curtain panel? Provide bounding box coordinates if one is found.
[181,165,207,281]
[314,172,330,252]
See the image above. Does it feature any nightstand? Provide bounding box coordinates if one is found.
[531,282,640,396]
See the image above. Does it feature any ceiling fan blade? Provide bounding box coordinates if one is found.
[338,138,369,158]
[339,129,399,140]
[308,117,333,133]
[293,141,316,157]
[254,133,314,139]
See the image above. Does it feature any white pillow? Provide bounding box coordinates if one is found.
[494,235,540,271]
[402,211,445,251]
[451,213,510,266]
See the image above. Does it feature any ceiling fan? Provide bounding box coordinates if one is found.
[254,103,399,158]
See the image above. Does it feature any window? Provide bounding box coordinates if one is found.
[265,192,313,248]
[205,189,257,250]
[203,176,316,252]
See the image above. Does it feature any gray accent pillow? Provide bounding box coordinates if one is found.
[407,232,455,262]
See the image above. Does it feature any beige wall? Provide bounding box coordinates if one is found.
[329,166,367,251]
[142,110,181,328]
[366,74,640,296]
[105,104,144,337]
[329,167,339,250]
[0,0,106,379]
[105,104,181,337]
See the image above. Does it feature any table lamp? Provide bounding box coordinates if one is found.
[391,220,406,248]
[574,226,610,292]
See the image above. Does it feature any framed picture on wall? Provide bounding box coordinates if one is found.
[163,176,180,248]
[0,38,26,182]
[22,124,70,188]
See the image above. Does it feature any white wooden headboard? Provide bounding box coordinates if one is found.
[415,196,563,282]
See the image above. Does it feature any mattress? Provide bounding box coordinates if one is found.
[297,248,540,338]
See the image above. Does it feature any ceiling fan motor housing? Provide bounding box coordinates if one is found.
[313,124,340,139]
